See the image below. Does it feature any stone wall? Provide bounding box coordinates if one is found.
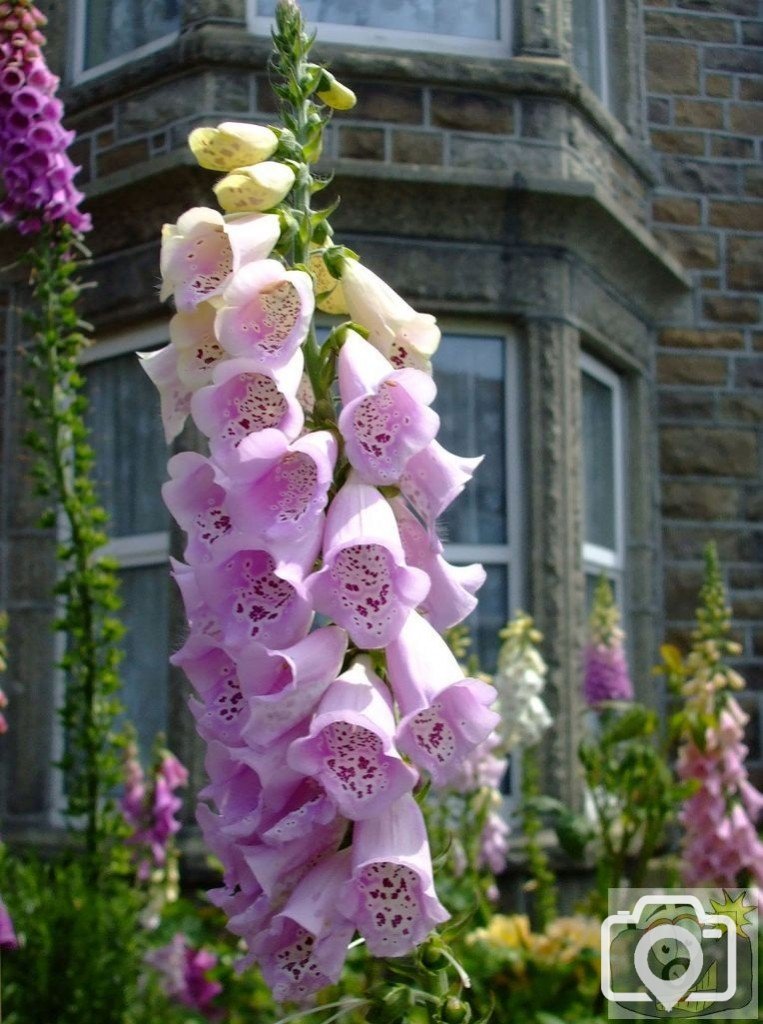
[645,0,763,745]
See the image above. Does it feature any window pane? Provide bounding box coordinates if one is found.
[84,0,180,69]
[434,335,507,545]
[119,565,170,756]
[581,370,615,550]
[458,563,508,673]
[572,0,604,96]
[258,0,500,40]
[85,352,170,537]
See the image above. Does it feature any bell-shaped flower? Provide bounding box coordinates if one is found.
[171,638,250,747]
[215,259,314,369]
[337,331,439,486]
[238,626,348,747]
[163,452,237,565]
[195,548,313,652]
[160,206,280,311]
[170,303,227,389]
[386,612,499,786]
[191,353,304,458]
[304,473,429,649]
[341,793,448,957]
[222,428,337,577]
[393,497,485,630]
[288,659,418,820]
[339,257,440,370]
[240,815,347,903]
[400,439,483,533]
[252,849,355,1003]
[214,161,295,213]
[138,344,193,443]
[170,558,223,645]
[189,121,279,171]
[0,898,18,950]
[309,251,348,315]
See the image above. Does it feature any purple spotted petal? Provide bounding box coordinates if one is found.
[393,497,485,630]
[238,626,348,747]
[252,850,354,1003]
[224,429,337,577]
[160,207,280,311]
[171,559,223,644]
[386,612,499,786]
[138,344,192,443]
[400,440,483,533]
[171,638,248,745]
[341,793,448,957]
[305,474,429,649]
[288,659,418,820]
[191,353,304,458]
[170,303,226,389]
[337,332,439,485]
[196,549,313,652]
[216,259,315,367]
[163,452,237,564]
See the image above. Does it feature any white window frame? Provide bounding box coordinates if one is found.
[580,351,625,596]
[248,0,513,59]
[70,0,180,83]
[572,0,610,108]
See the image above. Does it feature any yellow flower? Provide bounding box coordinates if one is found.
[214,161,295,213]
[469,914,533,951]
[189,122,278,171]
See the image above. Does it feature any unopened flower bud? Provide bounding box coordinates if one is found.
[214,161,295,213]
[316,69,356,110]
[442,998,471,1024]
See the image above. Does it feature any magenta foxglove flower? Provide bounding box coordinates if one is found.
[305,473,429,648]
[252,849,355,1003]
[0,686,8,734]
[0,896,18,950]
[337,331,439,485]
[195,548,313,652]
[583,643,634,705]
[145,933,222,1017]
[215,259,314,367]
[338,258,440,370]
[191,354,305,458]
[400,440,483,533]
[393,497,485,630]
[163,453,237,565]
[160,207,280,311]
[342,794,449,957]
[387,612,499,786]
[0,4,90,234]
[122,745,188,880]
[288,659,418,819]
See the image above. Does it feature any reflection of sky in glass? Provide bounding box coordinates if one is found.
[258,0,500,40]
[433,335,507,546]
[582,371,616,550]
[119,565,170,757]
[85,0,180,68]
[459,564,508,674]
[85,353,170,538]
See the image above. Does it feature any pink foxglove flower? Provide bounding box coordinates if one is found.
[215,259,314,367]
[0,896,18,949]
[288,659,418,819]
[400,440,483,534]
[387,612,498,786]
[338,258,440,370]
[0,686,8,734]
[342,794,449,957]
[170,303,227,389]
[337,331,439,485]
[138,344,193,444]
[304,473,429,648]
[582,576,633,706]
[121,744,188,881]
[145,933,222,1017]
[160,207,280,311]
[0,3,90,234]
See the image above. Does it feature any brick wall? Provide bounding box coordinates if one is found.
[645,0,763,721]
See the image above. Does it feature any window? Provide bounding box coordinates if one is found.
[433,329,523,671]
[572,0,610,106]
[580,353,625,607]
[250,0,512,58]
[82,326,172,756]
[73,0,181,79]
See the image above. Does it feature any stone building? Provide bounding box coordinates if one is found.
[0,0,761,840]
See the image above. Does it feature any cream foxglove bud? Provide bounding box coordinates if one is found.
[214,161,295,213]
[189,121,279,171]
[316,70,356,110]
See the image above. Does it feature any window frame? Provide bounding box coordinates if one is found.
[572,0,611,109]
[248,0,513,59]
[70,0,181,84]
[579,350,626,598]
